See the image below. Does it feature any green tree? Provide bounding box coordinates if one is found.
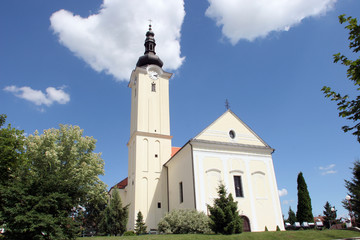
[343,160,360,224]
[296,172,314,223]
[100,190,128,236]
[323,201,337,228]
[134,211,147,235]
[81,181,108,235]
[287,207,297,225]
[1,124,106,240]
[322,15,360,143]
[207,183,242,235]
[0,114,27,230]
[0,114,26,186]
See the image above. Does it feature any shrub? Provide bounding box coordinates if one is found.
[158,209,212,234]
[207,184,242,235]
[123,231,135,236]
[265,226,268,231]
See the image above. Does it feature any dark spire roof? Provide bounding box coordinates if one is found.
[136,24,163,68]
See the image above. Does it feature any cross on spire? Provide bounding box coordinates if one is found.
[225,99,230,110]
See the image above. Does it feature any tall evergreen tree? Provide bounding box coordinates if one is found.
[296,172,314,223]
[134,211,147,235]
[207,183,242,235]
[323,201,337,228]
[343,160,360,224]
[100,190,128,236]
[287,207,297,225]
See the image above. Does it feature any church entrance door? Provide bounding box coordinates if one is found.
[241,216,251,232]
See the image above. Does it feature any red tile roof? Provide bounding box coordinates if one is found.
[171,147,181,157]
[113,177,128,189]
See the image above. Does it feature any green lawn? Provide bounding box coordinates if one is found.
[78,230,360,240]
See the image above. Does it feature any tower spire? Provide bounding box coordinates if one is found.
[136,23,163,68]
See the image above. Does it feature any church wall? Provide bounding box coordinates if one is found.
[166,144,195,211]
[192,146,284,232]
[126,134,171,230]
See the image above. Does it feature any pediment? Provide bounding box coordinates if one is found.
[194,110,269,147]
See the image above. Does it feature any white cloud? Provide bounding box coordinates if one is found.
[319,164,337,175]
[205,0,336,44]
[4,85,70,107]
[278,188,288,197]
[50,0,185,81]
[282,199,294,205]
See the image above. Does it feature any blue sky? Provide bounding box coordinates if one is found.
[1,0,359,220]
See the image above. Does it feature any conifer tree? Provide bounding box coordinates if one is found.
[343,160,360,224]
[134,211,147,235]
[296,172,314,223]
[323,201,337,228]
[207,183,242,234]
[100,190,129,236]
[287,207,297,225]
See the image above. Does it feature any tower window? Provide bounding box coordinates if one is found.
[179,182,184,203]
[158,202,161,208]
[234,176,244,197]
[151,82,156,92]
[155,154,158,158]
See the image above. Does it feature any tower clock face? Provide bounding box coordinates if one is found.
[148,70,159,80]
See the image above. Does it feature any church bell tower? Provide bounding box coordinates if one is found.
[126,24,172,230]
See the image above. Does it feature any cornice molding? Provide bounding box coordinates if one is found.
[190,139,274,155]
[127,131,172,145]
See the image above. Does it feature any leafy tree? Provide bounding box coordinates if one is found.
[100,190,128,236]
[207,183,242,235]
[0,114,27,230]
[1,124,106,240]
[296,172,314,223]
[287,207,297,225]
[134,211,147,235]
[343,160,360,224]
[322,15,360,143]
[158,209,211,234]
[323,201,337,228]
[81,181,108,235]
[0,114,26,186]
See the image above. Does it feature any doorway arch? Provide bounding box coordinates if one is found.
[241,215,251,232]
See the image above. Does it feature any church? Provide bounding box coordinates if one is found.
[110,25,285,232]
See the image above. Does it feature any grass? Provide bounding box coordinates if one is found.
[78,230,360,240]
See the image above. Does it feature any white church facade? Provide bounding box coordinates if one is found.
[110,25,285,232]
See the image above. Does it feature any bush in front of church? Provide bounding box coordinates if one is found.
[207,183,243,234]
[158,209,212,234]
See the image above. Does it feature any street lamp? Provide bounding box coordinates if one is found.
[330,207,335,229]
[345,195,355,227]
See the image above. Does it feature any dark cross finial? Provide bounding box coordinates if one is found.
[148,19,152,30]
[225,99,230,110]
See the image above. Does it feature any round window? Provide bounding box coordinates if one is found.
[229,130,236,139]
